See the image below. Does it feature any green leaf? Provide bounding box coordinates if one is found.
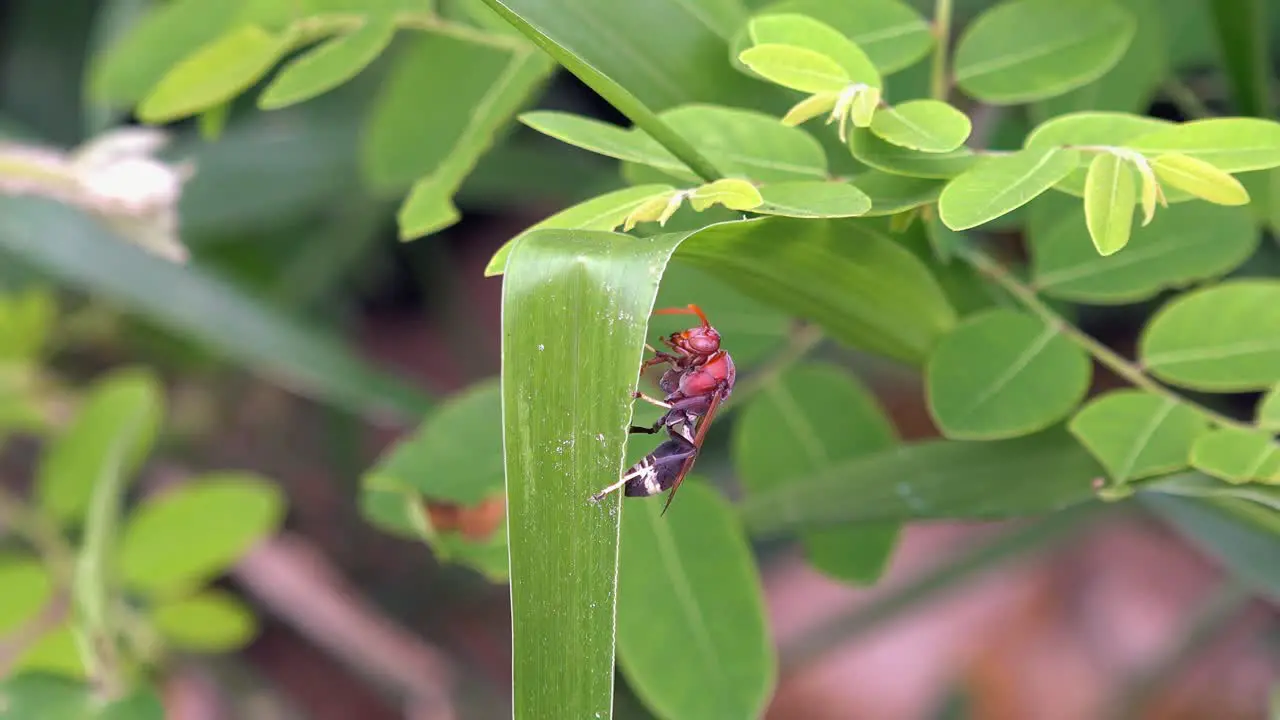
[1206,0,1270,118]
[616,483,775,720]
[501,227,679,720]
[733,363,900,584]
[1024,110,1172,195]
[137,25,289,122]
[258,15,397,109]
[869,100,971,153]
[10,626,84,679]
[0,197,431,422]
[1083,152,1137,255]
[1143,473,1280,514]
[755,181,872,218]
[738,44,851,93]
[652,105,829,183]
[747,0,932,74]
[1125,118,1280,173]
[1143,495,1280,599]
[674,218,956,365]
[520,111,686,173]
[36,368,163,524]
[363,32,553,238]
[850,129,978,179]
[953,0,1137,104]
[1258,384,1280,430]
[927,309,1092,439]
[939,148,1082,231]
[1067,390,1210,483]
[0,675,93,719]
[89,0,243,108]
[1139,280,1280,391]
[0,288,56,361]
[0,557,52,633]
[853,171,945,216]
[1151,153,1251,206]
[690,179,764,212]
[746,14,880,86]
[1190,428,1280,484]
[474,0,734,183]
[151,589,258,652]
[118,473,286,597]
[737,426,1105,536]
[1029,196,1258,304]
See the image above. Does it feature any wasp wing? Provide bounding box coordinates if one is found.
[659,385,727,516]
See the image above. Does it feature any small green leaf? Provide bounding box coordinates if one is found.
[1151,153,1251,206]
[733,363,900,584]
[137,25,288,122]
[1190,428,1280,483]
[781,92,838,126]
[849,86,880,128]
[1024,110,1172,195]
[1144,473,1280,514]
[854,171,945,216]
[258,16,397,109]
[938,148,1081,231]
[519,111,685,173]
[1258,384,1280,430]
[36,368,163,524]
[870,100,972,153]
[1067,390,1210,483]
[747,14,880,86]
[850,129,978,179]
[10,625,83,679]
[953,0,1137,104]
[738,426,1104,535]
[1030,195,1258,304]
[617,483,775,720]
[1125,118,1280,173]
[1139,280,1280,391]
[737,44,851,93]
[118,473,286,597]
[0,675,92,719]
[748,0,932,74]
[647,105,830,183]
[1083,152,1137,255]
[0,557,52,633]
[484,185,676,276]
[0,289,55,361]
[151,589,259,652]
[755,181,872,218]
[927,309,1092,439]
[690,179,764,212]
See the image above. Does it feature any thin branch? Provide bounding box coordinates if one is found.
[930,0,955,101]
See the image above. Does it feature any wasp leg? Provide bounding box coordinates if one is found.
[632,391,673,409]
[629,423,662,435]
[590,434,697,503]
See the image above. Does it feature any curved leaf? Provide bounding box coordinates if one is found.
[1150,153,1250,206]
[258,15,397,109]
[738,44,851,94]
[617,483,774,720]
[1024,110,1172,195]
[519,111,686,173]
[151,589,259,652]
[938,148,1081,230]
[850,129,978,179]
[869,100,971,153]
[1125,118,1280,173]
[1068,390,1210,483]
[1083,152,1137,255]
[756,181,872,218]
[853,171,945,215]
[0,557,52,633]
[738,426,1105,536]
[1190,428,1280,484]
[1139,280,1280,391]
[746,0,932,74]
[927,309,1092,439]
[746,14,880,86]
[656,105,829,183]
[953,0,1136,104]
[137,25,289,122]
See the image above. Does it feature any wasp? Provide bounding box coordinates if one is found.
[589,304,735,514]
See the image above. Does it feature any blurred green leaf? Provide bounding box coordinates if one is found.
[738,44,852,93]
[0,674,92,719]
[733,363,900,584]
[617,483,775,720]
[1068,390,1209,484]
[1190,427,1280,484]
[11,626,84,679]
[1143,494,1280,599]
[953,0,1136,104]
[1151,153,1251,206]
[150,589,259,652]
[137,25,289,122]
[1143,473,1280,514]
[0,288,55,361]
[756,181,871,218]
[1207,0,1270,118]
[0,556,52,633]
[853,171,945,216]
[89,0,244,108]
[118,473,285,597]
[870,100,971,153]
[1126,118,1280,173]
[938,148,1081,231]
[1024,110,1171,195]
[258,15,397,109]
[1259,384,1280,430]
[0,197,431,422]
[745,14,880,86]
[520,111,687,173]
[849,129,977,179]
[744,0,932,75]
[36,368,163,524]
[1030,196,1258,304]
[1139,280,1280,392]
[690,179,764,212]
[927,309,1091,440]
[738,426,1105,536]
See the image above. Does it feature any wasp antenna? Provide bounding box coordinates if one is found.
[654,303,711,328]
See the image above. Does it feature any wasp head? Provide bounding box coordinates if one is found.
[668,324,720,357]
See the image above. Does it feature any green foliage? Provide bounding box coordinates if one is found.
[1068,390,1209,484]
[149,590,259,652]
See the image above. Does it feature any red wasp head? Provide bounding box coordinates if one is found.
[656,304,720,360]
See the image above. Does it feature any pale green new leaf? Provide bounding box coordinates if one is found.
[738,44,851,94]
[1083,152,1137,255]
[927,309,1092,439]
[869,100,971,153]
[1068,390,1209,483]
[747,0,932,74]
[953,0,1136,104]
[690,179,764,211]
[1151,153,1250,206]
[1024,110,1171,195]
[938,148,1081,230]
[137,25,289,122]
[755,181,872,218]
[1139,280,1280,391]
[1190,428,1280,484]
[747,14,880,86]
[1125,118,1280,173]
[258,15,397,109]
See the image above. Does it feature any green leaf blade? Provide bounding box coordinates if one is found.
[747,0,932,75]
[746,14,880,86]
[1125,118,1280,173]
[938,148,1080,231]
[756,181,872,218]
[258,16,397,110]
[737,44,851,94]
[151,589,259,652]
[1067,390,1210,484]
[137,25,288,123]
[1151,152,1251,206]
[1190,428,1280,484]
[869,100,972,153]
[1083,152,1137,255]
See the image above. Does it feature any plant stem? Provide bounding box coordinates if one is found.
[930,0,954,101]
[1161,78,1216,120]
[954,245,1254,432]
